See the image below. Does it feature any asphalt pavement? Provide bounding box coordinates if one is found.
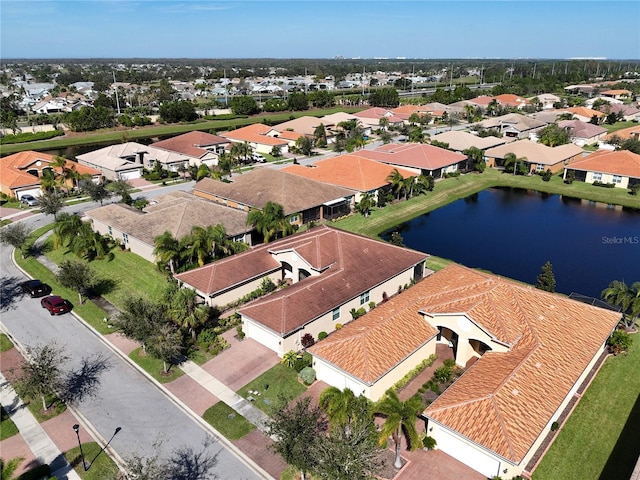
[0,227,265,479]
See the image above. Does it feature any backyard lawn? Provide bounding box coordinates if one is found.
[533,336,640,480]
[237,364,307,414]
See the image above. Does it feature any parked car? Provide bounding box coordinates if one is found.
[40,295,72,315]
[252,154,266,163]
[20,194,39,206]
[20,279,52,298]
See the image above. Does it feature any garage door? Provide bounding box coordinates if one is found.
[244,320,281,353]
[436,428,500,478]
[119,169,141,180]
[17,187,42,199]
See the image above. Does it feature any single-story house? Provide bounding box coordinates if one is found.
[484,139,584,173]
[494,93,529,109]
[357,143,469,178]
[600,89,632,100]
[221,123,289,155]
[193,168,355,226]
[151,131,231,167]
[271,116,336,144]
[0,150,101,200]
[430,131,508,153]
[606,104,640,122]
[77,142,192,180]
[561,107,605,124]
[353,107,405,128]
[310,264,620,478]
[282,154,416,202]
[475,113,547,138]
[563,149,640,189]
[602,124,640,143]
[85,191,251,263]
[176,225,428,355]
[557,120,608,146]
[529,93,560,110]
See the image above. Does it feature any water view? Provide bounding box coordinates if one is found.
[386,187,640,299]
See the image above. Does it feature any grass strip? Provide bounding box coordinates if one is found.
[202,402,256,440]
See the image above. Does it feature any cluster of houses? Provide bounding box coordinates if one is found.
[1,84,639,477]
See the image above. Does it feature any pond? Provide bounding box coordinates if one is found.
[385,187,640,299]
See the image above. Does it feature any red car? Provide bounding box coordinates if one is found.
[40,296,72,315]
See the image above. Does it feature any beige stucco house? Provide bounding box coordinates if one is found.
[175,225,429,356]
[310,264,620,478]
[484,139,584,174]
[563,149,640,189]
[85,191,251,263]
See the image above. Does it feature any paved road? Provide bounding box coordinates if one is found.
[0,223,262,479]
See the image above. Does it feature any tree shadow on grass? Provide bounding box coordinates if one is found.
[598,392,640,480]
[90,278,118,297]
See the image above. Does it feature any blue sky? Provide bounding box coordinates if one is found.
[1,0,639,59]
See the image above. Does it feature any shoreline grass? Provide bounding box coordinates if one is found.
[333,169,640,239]
[533,337,640,479]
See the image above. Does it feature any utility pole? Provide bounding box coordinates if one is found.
[112,71,121,115]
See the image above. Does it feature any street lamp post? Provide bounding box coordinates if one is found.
[72,424,89,471]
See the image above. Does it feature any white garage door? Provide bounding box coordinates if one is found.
[436,428,500,478]
[244,320,281,353]
[17,187,42,199]
[119,169,141,180]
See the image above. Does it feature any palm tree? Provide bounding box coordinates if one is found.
[53,212,83,249]
[170,287,208,340]
[319,387,368,431]
[503,153,527,175]
[246,201,294,243]
[153,231,181,274]
[464,104,475,122]
[1,456,23,480]
[107,179,133,205]
[408,113,420,126]
[186,225,217,267]
[354,192,375,217]
[602,280,640,328]
[314,123,327,147]
[374,389,423,469]
[230,141,252,165]
[463,146,486,172]
[379,116,389,131]
[386,169,406,201]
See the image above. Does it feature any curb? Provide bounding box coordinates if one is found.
[10,246,275,480]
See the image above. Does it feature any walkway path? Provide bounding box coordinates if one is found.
[0,372,81,480]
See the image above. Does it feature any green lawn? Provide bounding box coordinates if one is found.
[533,338,640,480]
[333,169,640,239]
[25,393,67,423]
[1,405,19,440]
[601,120,637,134]
[65,441,120,479]
[202,402,256,440]
[128,347,184,383]
[43,240,169,310]
[1,333,14,352]
[237,364,307,414]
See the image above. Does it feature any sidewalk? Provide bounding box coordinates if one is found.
[0,371,81,480]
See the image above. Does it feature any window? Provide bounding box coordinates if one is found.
[108,226,112,236]
[592,172,602,182]
[122,233,129,244]
[289,215,299,224]
[613,175,622,184]
[332,308,340,321]
[360,291,370,305]
[535,164,545,172]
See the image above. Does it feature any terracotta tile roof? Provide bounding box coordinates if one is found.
[563,107,605,119]
[357,143,467,171]
[494,94,528,107]
[390,104,421,116]
[603,124,640,141]
[468,96,494,106]
[85,191,249,245]
[193,169,354,215]
[419,265,620,464]
[565,149,640,178]
[222,123,289,146]
[276,130,304,141]
[175,245,281,297]
[151,131,228,158]
[281,154,416,191]
[0,151,100,191]
[238,226,428,336]
[484,139,583,166]
[601,89,632,96]
[353,108,404,124]
[309,280,439,384]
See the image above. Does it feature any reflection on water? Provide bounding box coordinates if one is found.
[384,188,640,298]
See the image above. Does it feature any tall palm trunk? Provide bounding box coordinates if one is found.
[393,428,403,469]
